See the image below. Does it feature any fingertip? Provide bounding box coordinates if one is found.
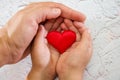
[52,8,61,17]
[86,28,92,41]
[77,28,92,54]
[64,18,69,23]
[74,21,87,33]
[84,29,90,37]
[44,19,56,31]
[51,17,64,31]
[60,23,68,30]
[83,29,92,47]
[81,29,89,41]
[82,14,86,22]
[38,25,48,38]
[64,19,73,26]
[73,21,84,28]
[39,25,44,33]
[76,11,86,22]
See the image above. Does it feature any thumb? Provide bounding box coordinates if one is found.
[78,29,93,59]
[78,29,91,49]
[34,25,47,46]
[33,7,61,23]
[31,25,50,67]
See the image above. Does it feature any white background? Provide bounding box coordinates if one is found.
[0,0,120,80]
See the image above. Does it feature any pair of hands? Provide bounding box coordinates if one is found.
[27,18,92,80]
[0,2,85,66]
[0,2,92,80]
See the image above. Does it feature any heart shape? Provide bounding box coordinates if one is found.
[46,30,76,54]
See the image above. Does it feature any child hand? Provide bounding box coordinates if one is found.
[56,19,93,80]
[27,25,59,80]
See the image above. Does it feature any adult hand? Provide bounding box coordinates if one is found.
[56,19,92,80]
[0,2,86,66]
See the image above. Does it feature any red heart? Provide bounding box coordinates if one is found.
[46,30,76,54]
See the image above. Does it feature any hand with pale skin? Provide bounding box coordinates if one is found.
[56,19,93,80]
[0,2,86,67]
[27,17,63,80]
[27,19,92,80]
[27,25,60,80]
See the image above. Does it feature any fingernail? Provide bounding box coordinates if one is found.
[52,8,61,14]
[39,25,44,31]
[38,26,42,31]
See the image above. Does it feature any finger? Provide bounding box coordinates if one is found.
[73,21,87,34]
[77,29,91,50]
[31,25,49,66]
[64,19,81,41]
[11,7,61,48]
[83,29,93,60]
[27,2,86,22]
[24,7,61,24]
[56,27,62,32]
[60,23,68,30]
[34,25,47,47]
[50,17,64,31]
[64,19,78,33]
[44,19,56,31]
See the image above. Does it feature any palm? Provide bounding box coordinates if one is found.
[56,19,89,74]
[56,41,81,70]
[35,18,62,77]
[44,17,63,56]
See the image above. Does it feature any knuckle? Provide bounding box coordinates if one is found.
[17,10,38,32]
[24,16,38,33]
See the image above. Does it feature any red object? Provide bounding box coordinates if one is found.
[46,30,76,54]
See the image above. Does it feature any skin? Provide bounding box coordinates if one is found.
[27,17,64,80]
[0,2,92,80]
[27,26,59,80]
[0,2,86,67]
[27,19,93,80]
[57,19,93,80]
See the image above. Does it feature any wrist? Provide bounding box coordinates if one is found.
[59,74,83,80]
[0,27,11,67]
[27,67,56,80]
[27,69,42,80]
[58,70,84,80]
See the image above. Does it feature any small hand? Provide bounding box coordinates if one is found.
[57,19,93,80]
[27,25,60,80]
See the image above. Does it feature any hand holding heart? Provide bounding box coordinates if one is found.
[28,19,93,80]
[0,1,92,80]
[56,19,93,80]
[0,2,86,66]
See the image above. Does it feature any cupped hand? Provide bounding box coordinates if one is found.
[0,2,86,66]
[56,19,93,80]
[27,25,60,80]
